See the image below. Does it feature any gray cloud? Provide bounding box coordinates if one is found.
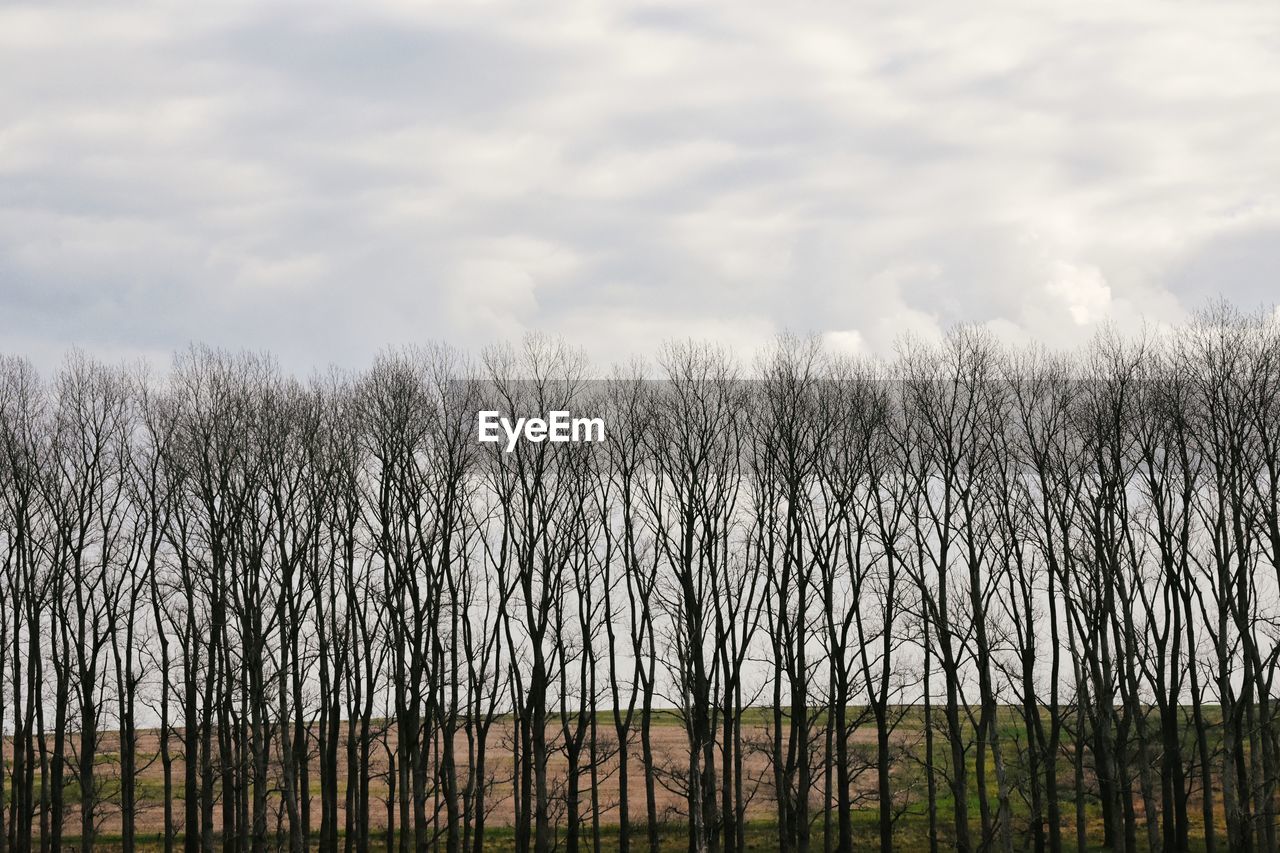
[2,0,1279,374]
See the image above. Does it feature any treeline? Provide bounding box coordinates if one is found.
[1,303,1279,853]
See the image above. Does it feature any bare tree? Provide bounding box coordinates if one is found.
[1,308,1279,852]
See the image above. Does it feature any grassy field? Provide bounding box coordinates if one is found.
[1,705,1232,851]
[31,817,1216,853]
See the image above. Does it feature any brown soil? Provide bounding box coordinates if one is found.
[7,719,900,836]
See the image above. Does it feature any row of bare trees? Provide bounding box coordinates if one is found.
[1,303,1279,853]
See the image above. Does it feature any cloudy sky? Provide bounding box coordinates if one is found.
[3,1,1279,373]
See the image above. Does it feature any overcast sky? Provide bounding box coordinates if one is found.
[3,1,1279,374]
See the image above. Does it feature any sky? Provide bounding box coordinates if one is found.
[2,0,1279,375]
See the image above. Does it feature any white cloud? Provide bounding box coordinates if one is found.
[2,0,1279,371]
[1044,261,1112,325]
[822,330,865,357]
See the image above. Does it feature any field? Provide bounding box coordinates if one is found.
[7,713,884,831]
[3,707,1226,851]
